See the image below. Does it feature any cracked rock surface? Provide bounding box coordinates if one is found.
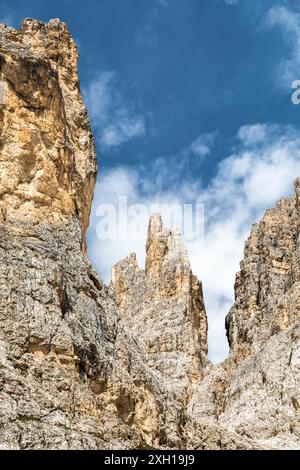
[186,182,300,450]
[111,214,209,394]
[0,19,183,450]
[0,18,299,450]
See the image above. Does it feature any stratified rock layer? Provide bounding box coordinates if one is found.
[111,214,208,391]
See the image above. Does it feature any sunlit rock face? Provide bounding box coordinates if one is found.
[111,214,209,391]
[0,19,184,451]
[0,17,299,451]
[187,182,300,450]
[226,180,300,355]
[0,18,96,246]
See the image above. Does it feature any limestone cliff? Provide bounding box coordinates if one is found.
[187,182,300,450]
[0,18,183,450]
[0,18,96,248]
[111,214,208,391]
[0,17,299,451]
[226,181,300,354]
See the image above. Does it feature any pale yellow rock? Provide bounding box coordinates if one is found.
[0,19,182,450]
[187,181,300,450]
[1,17,299,451]
[111,214,209,392]
[0,18,97,249]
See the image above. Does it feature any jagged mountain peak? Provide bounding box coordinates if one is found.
[0,18,299,450]
[111,214,208,387]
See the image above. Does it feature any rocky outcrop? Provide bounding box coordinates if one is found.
[226,182,300,355]
[0,17,299,451]
[0,19,96,248]
[0,18,183,450]
[187,182,300,450]
[111,214,208,392]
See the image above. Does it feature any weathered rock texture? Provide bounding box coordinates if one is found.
[187,183,300,450]
[0,17,299,451]
[226,184,300,354]
[0,18,185,450]
[111,214,208,393]
[0,18,96,248]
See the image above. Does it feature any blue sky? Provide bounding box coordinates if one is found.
[2,0,300,361]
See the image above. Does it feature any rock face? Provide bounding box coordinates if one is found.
[0,18,96,248]
[0,17,299,451]
[111,214,208,391]
[226,184,300,354]
[187,182,300,450]
[0,18,185,450]
[222,185,300,449]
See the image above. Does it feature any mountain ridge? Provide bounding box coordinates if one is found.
[0,18,299,450]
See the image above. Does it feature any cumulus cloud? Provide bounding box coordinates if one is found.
[190,132,217,159]
[191,123,300,360]
[84,72,145,149]
[266,5,300,89]
[87,167,193,282]
[87,123,300,363]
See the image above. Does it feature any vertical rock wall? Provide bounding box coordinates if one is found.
[111,214,208,392]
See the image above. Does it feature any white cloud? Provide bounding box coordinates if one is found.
[87,167,190,282]
[237,123,269,145]
[87,123,300,363]
[190,132,217,159]
[84,72,145,149]
[266,5,300,89]
[190,124,300,362]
